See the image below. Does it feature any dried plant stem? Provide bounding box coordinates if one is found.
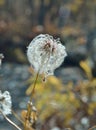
[30,72,39,101]
[24,72,39,130]
[12,109,24,124]
[0,110,22,130]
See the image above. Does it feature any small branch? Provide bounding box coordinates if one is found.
[12,109,24,124]
[0,110,22,130]
[24,72,39,130]
[30,72,39,101]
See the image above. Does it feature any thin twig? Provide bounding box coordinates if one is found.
[24,72,39,130]
[30,72,39,101]
[0,110,22,130]
[12,109,24,124]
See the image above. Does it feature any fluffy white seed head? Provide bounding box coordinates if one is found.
[27,34,67,77]
[0,90,12,115]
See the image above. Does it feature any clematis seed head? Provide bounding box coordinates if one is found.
[27,34,67,78]
[0,90,12,115]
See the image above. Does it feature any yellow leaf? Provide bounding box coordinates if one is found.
[26,84,33,95]
[88,103,96,115]
[80,61,92,79]
[47,76,61,86]
[26,84,41,95]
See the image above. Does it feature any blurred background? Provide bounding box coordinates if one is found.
[0,0,96,130]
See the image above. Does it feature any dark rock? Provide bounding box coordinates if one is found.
[55,67,85,84]
[61,51,87,67]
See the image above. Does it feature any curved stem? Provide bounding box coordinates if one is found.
[0,110,22,130]
[12,109,24,124]
[24,72,39,130]
[30,72,39,101]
